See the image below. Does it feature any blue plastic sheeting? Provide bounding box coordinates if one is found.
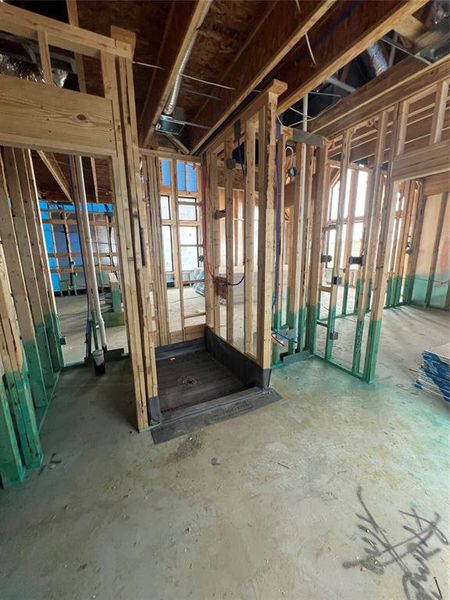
[38,200,113,293]
[39,202,60,292]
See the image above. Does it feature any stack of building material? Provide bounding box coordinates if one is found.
[415,342,450,403]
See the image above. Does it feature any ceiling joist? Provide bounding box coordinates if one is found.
[139,0,209,148]
[275,0,430,115]
[311,56,450,137]
[189,0,335,153]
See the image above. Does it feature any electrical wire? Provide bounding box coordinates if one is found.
[226,135,246,286]
[201,161,215,279]
[272,329,295,341]
[236,134,246,179]
[272,143,282,309]
[201,159,243,286]
[294,0,317,65]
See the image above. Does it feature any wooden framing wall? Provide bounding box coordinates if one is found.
[203,80,286,371]
[268,127,318,366]
[39,199,119,293]
[305,70,450,383]
[410,190,449,309]
[0,4,159,486]
[142,150,205,347]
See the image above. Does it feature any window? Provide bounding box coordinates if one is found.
[181,246,199,271]
[160,195,170,220]
[160,159,170,187]
[355,172,368,217]
[329,183,339,221]
[162,225,173,272]
[178,204,197,220]
[177,162,198,192]
[179,226,198,246]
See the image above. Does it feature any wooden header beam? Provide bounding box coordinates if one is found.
[0,74,115,156]
[423,171,450,196]
[392,140,450,181]
[139,148,201,163]
[0,2,132,59]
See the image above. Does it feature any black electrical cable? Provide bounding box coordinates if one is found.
[227,273,245,287]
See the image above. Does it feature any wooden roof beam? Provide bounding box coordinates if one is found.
[394,14,427,41]
[139,0,210,148]
[275,0,430,116]
[188,0,335,153]
[311,56,450,138]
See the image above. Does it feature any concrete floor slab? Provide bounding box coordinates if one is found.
[1,310,449,600]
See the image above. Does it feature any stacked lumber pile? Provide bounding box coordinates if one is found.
[415,342,450,403]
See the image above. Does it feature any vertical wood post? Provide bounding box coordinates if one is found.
[0,382,26,487]
[272,134,286,364]
[0,243,42,470]
[171,158,186,339]
[307,144,329,354]
[203,153,215,331]
[18,149,64,370]
[144,155,170,346]
[286,143,306,355]
[425,192,448,307]
[364,103,406,382]
[256,94,277,369]
[325,128,352,361]
[244,121,256,355]
[352,111,388,374]
[0,153,48,407]
[224,138,235,344]
[102,46,157,429]
[3,148,58,379]
[405,183,425,304]
[73,155,107,349]
[341,169,358,315]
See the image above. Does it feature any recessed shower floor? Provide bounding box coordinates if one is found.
[157,348,245,413]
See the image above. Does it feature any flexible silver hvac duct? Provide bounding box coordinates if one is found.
[163,0,213,116]
[0,53,67,87]
[365,43,388,76]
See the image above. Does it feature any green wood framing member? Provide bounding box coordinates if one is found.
[364,103,405,382]
[0,382,26,487]
[18,149,64,371]
[324,128,352,361]
[306,144,329,355]
[2,148,59,383]
[0,242,43,477]
[0,153,49,408]
[352,111,388,376]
